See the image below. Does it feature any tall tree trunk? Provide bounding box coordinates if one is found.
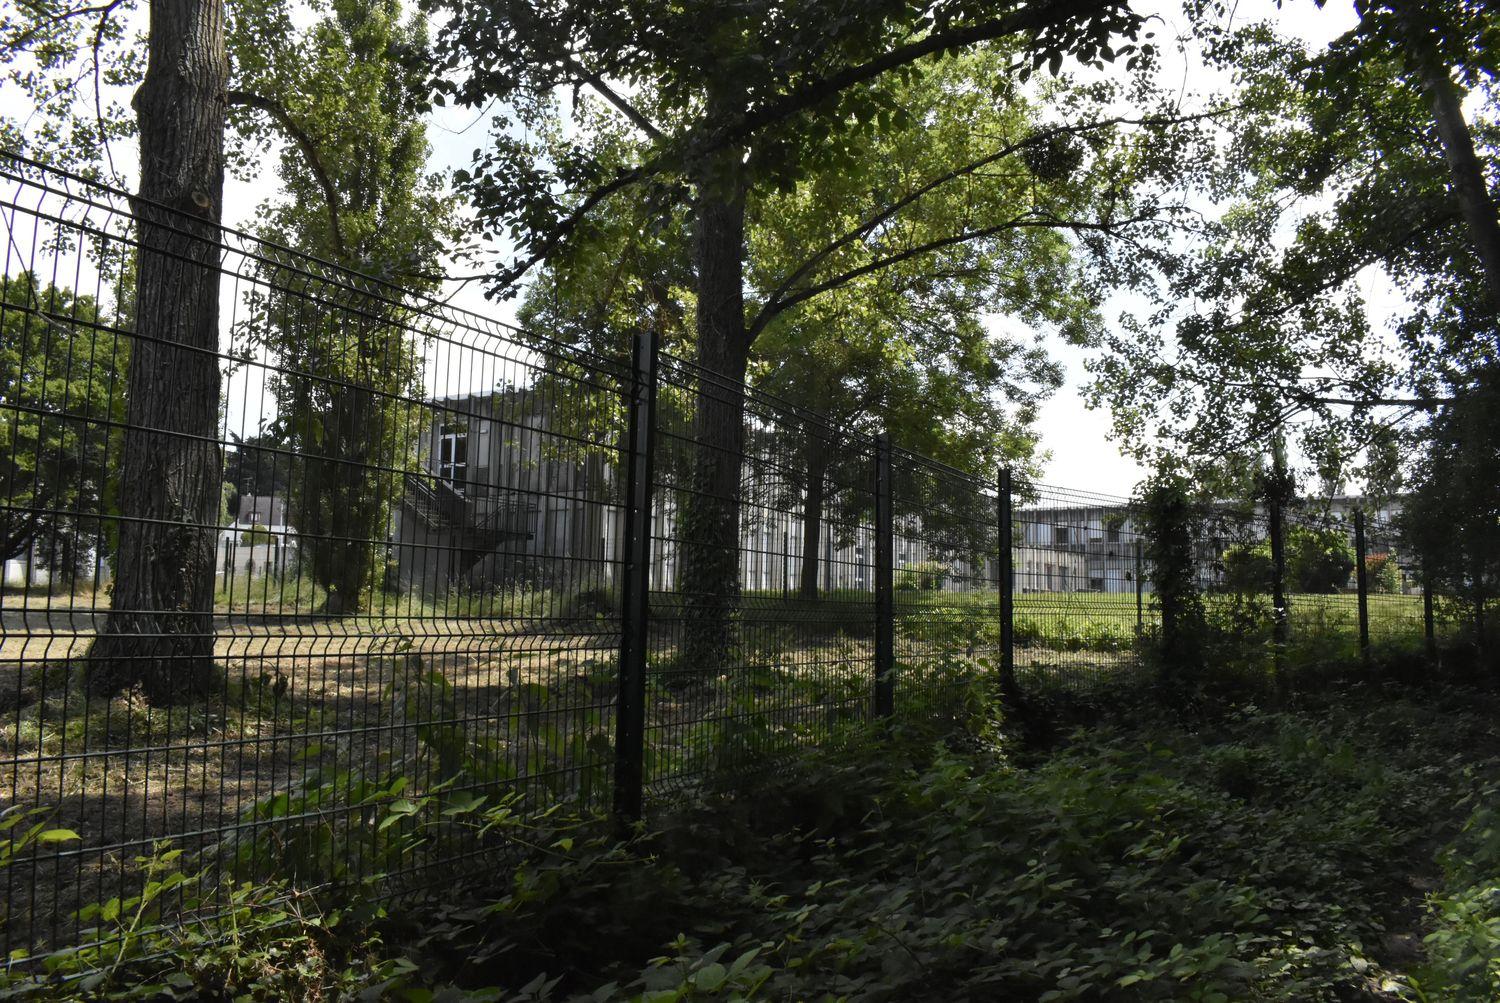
[678,151,749,675]
[797,434,827,600]
[1397,5,1500,315]
[88,0,227,702]
[1420,66,1500,314]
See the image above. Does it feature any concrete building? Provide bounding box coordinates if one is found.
[220,494,297,581]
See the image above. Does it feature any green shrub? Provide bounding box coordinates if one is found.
[1220,540,1273,593]
[1287,525,1356,594]
[895,559,949,591]
[1138,470,1206,678]
[238,523,274,546]
[1367,553,1403,594]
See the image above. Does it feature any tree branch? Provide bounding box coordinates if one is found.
[748,106,1235,338]
[564,56,663,140]
[759,210,1161,329]
[89,0,121,182]
[486,163,652,291]
[4,0,123,53]
[225,89,347,257]
[709,0,1134,154]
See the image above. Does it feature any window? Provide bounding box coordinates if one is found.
[439,423,468,492]
[1054,526,1070,546]
[1090,577,1105,591]
[1106,525,1120,543]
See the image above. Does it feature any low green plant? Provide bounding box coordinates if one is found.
[0,806,79,872]
[1410,780,1500,1002]
[7,665,1497,1001]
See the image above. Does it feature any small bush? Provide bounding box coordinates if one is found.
[238,523,274,546]
[895,560,948,591]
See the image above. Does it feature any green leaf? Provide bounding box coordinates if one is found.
[694,961,727,991]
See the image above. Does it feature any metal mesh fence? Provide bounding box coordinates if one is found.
[1273,500,1434,660]
[640,354,880,795]
[1,155,636,964]
[0,152,1468,968]
[1011,481,1151,692]
[889,450,1003,706]
[1163,496,1441,668]
[0,155,984,965]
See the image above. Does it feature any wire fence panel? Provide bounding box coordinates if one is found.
[642,355,877,794]
[1011,481,1150,693]
[0,151,1475,969]
[0,158,630,964]
[1357,504,1430,650]
[1274,500,1430,661]
[889,449,999,708]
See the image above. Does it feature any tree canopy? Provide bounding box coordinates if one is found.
[1085,0,1499,492]
[0,272,126,577]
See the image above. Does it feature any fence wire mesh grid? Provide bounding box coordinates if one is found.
[0,154,1457,966]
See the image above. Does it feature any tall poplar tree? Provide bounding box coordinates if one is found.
[231,0,455,614]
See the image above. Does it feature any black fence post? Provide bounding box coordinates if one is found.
[613,328,659,823]
[1353,508,1370,664]
[1424,570,1437,658]
[997,468,1016,702]
[781,529,789,600]
[1269,497,1289,668]
[1134,538,1144,636]
[873,434,894,718]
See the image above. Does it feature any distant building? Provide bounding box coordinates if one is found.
[392,392,980,596]
[1013,505,1144,594]
[390,390,607,595]
[2,545,51,590]
[389,392,1414,599]
[228,495,291,535]
[220,494,296,581]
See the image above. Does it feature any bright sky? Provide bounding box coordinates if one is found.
[1029,0,1366,495]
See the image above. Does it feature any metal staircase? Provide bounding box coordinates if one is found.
[403,472,535,577]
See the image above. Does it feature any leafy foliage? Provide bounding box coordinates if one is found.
[1086,0,1500,491]
[1368,553,1404,595]
[1138,468,1207,678]
[6,669,1499,1001]
[1286,524,1357,595]
[895,560,949,592]
[1221,540,1274,593]
[1412,779,1500,1001]
[428,0,1155,291]
[0,272,126,577]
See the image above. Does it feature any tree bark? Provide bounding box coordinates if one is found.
[797,434,827,600]
[1396,4,1500,316]
[88,0,227,702]
[1419,64,1500,314]
[677,147,749,676]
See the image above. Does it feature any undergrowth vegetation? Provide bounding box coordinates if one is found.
[4,675,1499,1000]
